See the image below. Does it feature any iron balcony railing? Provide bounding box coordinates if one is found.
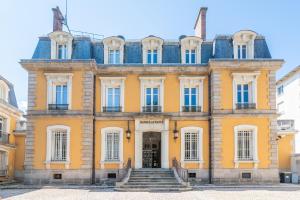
[236,103,256,110]
[48,104,69,110]
[0,131,9,144]
[277,120,295,131]
[142,106,162,113]
[182,106,202,112]
[103,106,122,112]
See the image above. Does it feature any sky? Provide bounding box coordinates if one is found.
[0,0,299,111]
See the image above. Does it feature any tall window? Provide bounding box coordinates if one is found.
[237,130,254,161]
[106,87,120,112]
[55,85,68,105]
[0,85,5,101]
[57,44,67,59]
[109,50,120,64]
[147,50,158,64]
[0,117,4,140]
[185,49,196,64]
[183,87,199,111]
[144,87,160,112]
[237,45,247,59]
[277,85,284,95]
[237,84,249,104]
[105,131,120,161]
[184,131,199,161]
[51,129,67,161]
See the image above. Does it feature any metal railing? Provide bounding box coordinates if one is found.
[0,131,9,144]
[70,30,104,41]
[182,106,201,112]
[236,103,256,109]
[278,120,295,131]
[103,106,122,112]
[172,158,188,182]
[48,104,69,110]
[142,106,162,113]
[118,158,131,181]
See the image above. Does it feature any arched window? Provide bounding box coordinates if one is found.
[233,30,257,59]
[142,36,163,64]
[103,36,125,64]
[180,36,202,64]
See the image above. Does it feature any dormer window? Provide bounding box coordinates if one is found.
[180,36,202,64]
[0,80,9,103]
[103,36,125,64]
[233,30,257,59]
[49,31,73,59]
[142,36,163,64]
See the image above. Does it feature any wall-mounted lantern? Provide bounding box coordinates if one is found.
[126,120,131,140]
[173,121,179,140]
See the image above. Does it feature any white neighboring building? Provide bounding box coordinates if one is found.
[277,66,300,153]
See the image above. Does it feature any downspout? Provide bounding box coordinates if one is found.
[92,74,96,184]
[208,71,212,184]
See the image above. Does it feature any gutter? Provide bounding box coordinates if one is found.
[92,74,96,184]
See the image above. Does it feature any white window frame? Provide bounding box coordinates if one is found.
[49,31,73,59]
[179,76,205,112]
[0,148,9,175]
[234,125,258,168]
[180,127,203,168]
[0,80,9,102]
[46,125,71,169]
[233,30,257,59]
[232,72,260,109]
[277,85,284,96]
[180,36,202,64]
[103,36,125,64]
[142,36,163,64]
[139,77,165,112]
[45,73,73,110]
[0,112,10,135]
[100,127,123,169]
[99,77,126,112]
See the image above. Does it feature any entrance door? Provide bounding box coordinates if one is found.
[142,132,161,168]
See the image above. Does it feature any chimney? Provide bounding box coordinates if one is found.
[52,6,64,32]
[194,7,208,40]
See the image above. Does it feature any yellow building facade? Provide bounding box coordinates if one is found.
[20,7,285,185]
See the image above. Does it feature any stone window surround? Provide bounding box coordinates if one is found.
[103,36,125,64]
[48,31,73,59]
[0,147,9,171]
[233,30,257,59]
[179,76,205,112]
[0,80,9,102]
[180,36,202,64]
[180,126,204,168]
[234,124,259,168]
[99,77,126,112]
[139,77,165,112]
[232,72,260,109]
[0,110,10,134]
[45,73,73,110]
[45,125,71,169]
[141,36,163,64]
[100,127,124,169]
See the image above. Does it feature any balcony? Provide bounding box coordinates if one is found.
[277,120,295,131]
[103,106,122,112]
[236,103,256,110]
[48,104,69,110]
[182,106,201,112]
[142,106,162,113]
[0,131,9,145]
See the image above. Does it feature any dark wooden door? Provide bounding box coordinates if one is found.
[142,132,161,168]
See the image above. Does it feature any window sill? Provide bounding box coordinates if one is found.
[234,160,259,168]
[44,161,70,169]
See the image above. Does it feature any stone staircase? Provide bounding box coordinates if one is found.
[115,168,191,192]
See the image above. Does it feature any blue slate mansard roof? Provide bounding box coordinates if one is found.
[32,34,271,64]
[0,75,18,108]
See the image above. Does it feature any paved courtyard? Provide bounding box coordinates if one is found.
[1,187,300,200]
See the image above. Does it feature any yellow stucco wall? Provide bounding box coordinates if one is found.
[14,135,25,171]
[278,134,294,171]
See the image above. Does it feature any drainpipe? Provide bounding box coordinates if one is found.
[92,74,96,184]
[208,72,212,184]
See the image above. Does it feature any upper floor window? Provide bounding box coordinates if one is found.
[103,36,125,64]
[49,31,73,59]
[140,77,165,113]
[100,127,123,169]
[180,36,202,64]
[234,125,258,168]
[0,80,9,103]
[45,73,73,110]
[232,72,260,110]
[179,76,204,112]
[46,125,70,169]
[277,85,284,96]
[142,36,163,64]
[233,30,257,59]
[100,77,125,112]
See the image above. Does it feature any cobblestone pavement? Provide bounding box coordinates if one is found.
[1,188,300,200]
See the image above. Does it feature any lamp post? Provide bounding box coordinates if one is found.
[126,120,131,140]
[173,121,179,140]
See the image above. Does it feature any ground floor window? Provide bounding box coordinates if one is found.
[181,127,203,163]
